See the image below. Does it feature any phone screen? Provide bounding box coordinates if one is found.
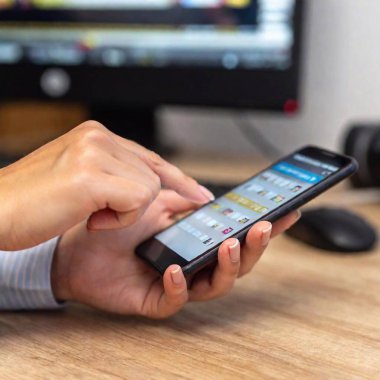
[155,152,340,262]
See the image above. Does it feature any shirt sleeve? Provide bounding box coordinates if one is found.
[0,237,63,310]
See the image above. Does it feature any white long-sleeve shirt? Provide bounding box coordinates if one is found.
[0,237,61,310]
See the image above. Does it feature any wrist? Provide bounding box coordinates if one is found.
[51,234,73,302]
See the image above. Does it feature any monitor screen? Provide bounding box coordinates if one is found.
[0,0,304,110]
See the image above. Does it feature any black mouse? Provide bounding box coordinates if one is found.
[286,207,377,252]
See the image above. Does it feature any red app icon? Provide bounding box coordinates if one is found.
[222,227,233,235]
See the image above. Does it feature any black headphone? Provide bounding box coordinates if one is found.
[344,125,380,188]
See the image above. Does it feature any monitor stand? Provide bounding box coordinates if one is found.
[88,104,159,151]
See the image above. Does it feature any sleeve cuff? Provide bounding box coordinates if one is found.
[0,237,64,310]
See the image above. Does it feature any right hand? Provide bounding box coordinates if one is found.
[0,120,214,251]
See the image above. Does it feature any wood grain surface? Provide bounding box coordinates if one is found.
[0,105,379,379]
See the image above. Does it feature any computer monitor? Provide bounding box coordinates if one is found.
[0,0,305,148]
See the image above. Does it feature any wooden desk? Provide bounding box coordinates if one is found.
[1,155,380,380]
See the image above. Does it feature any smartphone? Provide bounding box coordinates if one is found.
[136,146,358,275]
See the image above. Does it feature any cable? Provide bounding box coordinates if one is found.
[233,112,283,160]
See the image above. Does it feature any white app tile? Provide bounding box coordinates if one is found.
[230,212,242,220]
[206,219,217,227]
[249,184,264,192]
[274,178,284,185]
[279,179,291,187]
[193,230,202,238]
[195,212,205,220]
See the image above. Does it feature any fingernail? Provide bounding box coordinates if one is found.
[198,185,215,202]
[171,266,183,285]
[261,223,272,246]
[228,238,240,263]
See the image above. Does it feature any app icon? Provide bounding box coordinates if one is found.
[206,218,218,227]
[238,217,250,224]
[210,202,222,210]
[203,216,212,224]
[222,227,234,235]
[210,222,223,230]
[195,212,205,220]
[291,185,302,193]
[271,195,285,203]
[222,208,234,216]
[203,238,214,245]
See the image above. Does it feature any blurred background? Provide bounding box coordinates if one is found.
[163,0,380,155]
[0,0,379,159]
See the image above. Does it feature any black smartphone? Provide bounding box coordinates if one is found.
[136,146,358,275]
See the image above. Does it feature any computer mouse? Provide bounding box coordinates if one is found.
[285,207,377,253]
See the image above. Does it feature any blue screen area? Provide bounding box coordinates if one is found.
[156,153,339,261]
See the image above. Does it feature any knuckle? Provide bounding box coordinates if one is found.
[79,126,111,145]
[134,185,154,207]
[178,173,197,193]
[67,126,112,167]
[229,263,240,275]
[78,120,106,131]
[175,166,189,181]
[170,169,193,193]
[148,150,165,168]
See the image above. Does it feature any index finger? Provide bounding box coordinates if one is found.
[114,136,215,204]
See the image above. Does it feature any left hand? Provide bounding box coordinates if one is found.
[51,190,300,319]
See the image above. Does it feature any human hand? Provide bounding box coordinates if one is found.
[51,190,300,319]
[0,121,213,251]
